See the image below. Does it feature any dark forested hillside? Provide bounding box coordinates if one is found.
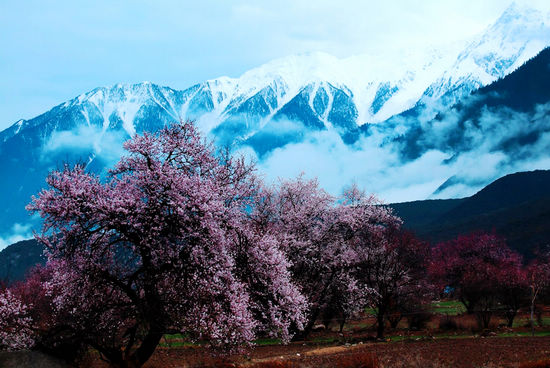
[0,239,44,284]
[391,170,550,256]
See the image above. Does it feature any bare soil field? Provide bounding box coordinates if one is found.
[83,336,550,368]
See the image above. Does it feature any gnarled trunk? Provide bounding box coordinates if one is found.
[376,306,386,339]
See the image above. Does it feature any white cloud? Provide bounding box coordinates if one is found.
[42,125,128,168]
[253,128,455,203]
[249,97,550,203]
[0,223,33,251]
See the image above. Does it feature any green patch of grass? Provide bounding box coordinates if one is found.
[387,332,474,342]
[513,316,550,328]
[160,333,200,348]
[310,336,339,344]
[163,333,185,340]
[513,317,529,328]
[498,331,550,338]
[386,330,550,342]
[159,340,197,348]
[364,307,376,315]
[431,300,466,315]
[253,338,282,346]
[540,316,550,326]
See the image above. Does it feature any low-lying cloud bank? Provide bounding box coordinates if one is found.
[239,100,550,203]
[42,124,129,173]
[34,97,550,205]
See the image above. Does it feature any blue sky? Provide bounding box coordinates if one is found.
[0,0,537,131]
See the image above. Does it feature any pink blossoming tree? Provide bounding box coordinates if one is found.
[22,122,306,368]
[430,232,524,329]
[354,226,432,338]
[253,179,402,338]
[0,289,34,350]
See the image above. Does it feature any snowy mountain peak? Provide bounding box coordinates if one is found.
[420,2,550,105]
[72,82,171,106]
[3,3,550,144]
[1,3,550,239]
[483,1,550,49]
[498,1,549,22]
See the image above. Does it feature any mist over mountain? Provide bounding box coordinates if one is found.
[1,2,550,247]
[383,46,550,199]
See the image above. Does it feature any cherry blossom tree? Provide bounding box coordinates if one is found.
[0,264,87,362]
[253,179,402,339]
[251,176,343,339]
[354,225,432,338]
[526,251,550,334]
[0,288,34,350]
[430,232,523,329]
[22,122,306,368]
[495,262,528,328]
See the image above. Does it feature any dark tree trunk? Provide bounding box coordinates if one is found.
[505,310,517,328]
[376,307,386,339]
[339,313,347,333]
[292,274,336,341]
[97,325,164,368]
[292,307,321,341]
[128,330,163,367]
[475,310,492,329]
[322,308,336,331]
[387,312,402,329]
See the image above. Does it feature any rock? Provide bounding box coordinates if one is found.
[0,350,71,368]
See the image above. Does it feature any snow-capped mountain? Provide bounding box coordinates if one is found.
[1,2,549,239]
[5,3,548,146]
[422,2,550,104]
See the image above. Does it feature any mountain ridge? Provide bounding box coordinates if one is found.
[391,170,550,255]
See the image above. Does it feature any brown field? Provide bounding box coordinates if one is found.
[83,305,550,368]
[83,336,550,368]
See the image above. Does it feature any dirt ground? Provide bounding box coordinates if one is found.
[83,336,550,368]
[82,306,550,367]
